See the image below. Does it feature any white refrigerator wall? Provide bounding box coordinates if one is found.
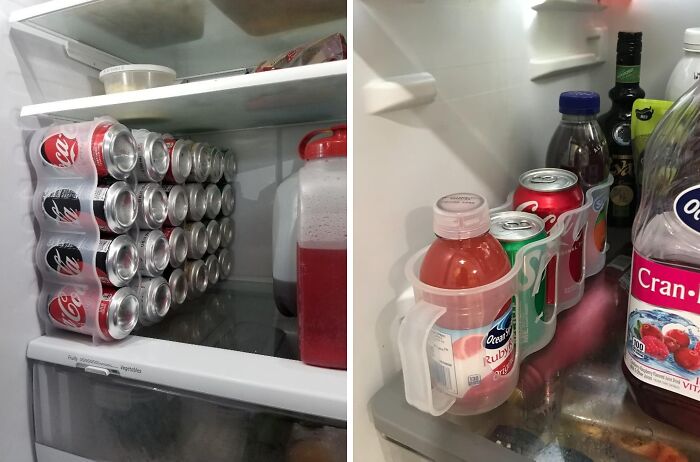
[2,0,100,460]
[353,0,700,460]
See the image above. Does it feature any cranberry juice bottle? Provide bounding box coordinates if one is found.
[420,193,513,414]
[622,85,700,435]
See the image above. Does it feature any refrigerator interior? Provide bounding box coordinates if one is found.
[3,1,346,460]
[353,0,700,460]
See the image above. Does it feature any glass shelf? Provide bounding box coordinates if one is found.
[11,0,346,77]
[136,280,299,361]
[532,0,606,12]
[20,61,347,133]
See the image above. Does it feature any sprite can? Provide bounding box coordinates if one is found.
[490,211,547,349]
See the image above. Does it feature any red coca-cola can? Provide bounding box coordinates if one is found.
[37,120,137,179]
[162,136,193,184]
[40,181,138,233]
[42,234,139,287]
[47,285,139,341]
[513,168,584,305]
[162,226,188,268]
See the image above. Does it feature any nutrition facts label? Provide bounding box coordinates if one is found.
[428,329,458,396]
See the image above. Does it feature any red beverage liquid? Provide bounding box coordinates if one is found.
[623,257,700,437]
[298,246,347,369]
[420,231,513,412]
[420,234,511,328]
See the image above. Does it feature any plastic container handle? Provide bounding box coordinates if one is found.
[398,300,455,416]
[297,125,346,157]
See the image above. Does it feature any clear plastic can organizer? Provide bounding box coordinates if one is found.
[398,175,613,416]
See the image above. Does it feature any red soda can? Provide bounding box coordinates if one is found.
[47,285,139,341]
[162,136,193,184]
[40,181,138,233]
[162,184,189,227]
[38,120,137,179]
[42,234,139,287]
[162,226,188,268]
[513,168,584,305]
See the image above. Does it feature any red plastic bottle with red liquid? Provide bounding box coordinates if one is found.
[420,193,514,414]
[297,125,347,369]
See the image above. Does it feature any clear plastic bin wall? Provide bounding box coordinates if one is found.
[29,118,140,343]
[398,176,612,416]
[32,361,346,462]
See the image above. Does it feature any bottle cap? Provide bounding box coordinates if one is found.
[684,28,700,52]
[298,125,347,160]
[559,91,600,116]
[617,31,643,59]
[433,193,490,240]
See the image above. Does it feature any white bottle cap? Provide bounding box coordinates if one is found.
[684,28,700,52]
[433,193,490,240]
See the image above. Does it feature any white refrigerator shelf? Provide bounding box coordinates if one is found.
[28,332,347,422]
[20,61,347,133]
[28,280,346,422]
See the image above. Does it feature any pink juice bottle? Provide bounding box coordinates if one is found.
[420,193,514,414]
[622,85,700,435]
[297,125,347,369]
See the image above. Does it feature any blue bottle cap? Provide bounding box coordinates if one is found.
[559,91,600,116]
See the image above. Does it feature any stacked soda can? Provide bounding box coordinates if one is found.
[130,129,173,325]
[31,119,237,341]
[165,136,236,301]
[31,118,143,341]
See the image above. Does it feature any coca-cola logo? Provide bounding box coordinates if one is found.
[42,189,81,223]
[46,243,83,275]
[48,289,86,328]
[515,201,556,227]
[674,185,700,234]
[41,133,78,168]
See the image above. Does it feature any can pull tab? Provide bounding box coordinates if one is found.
[531,175,556,184]
[502,220,533,231]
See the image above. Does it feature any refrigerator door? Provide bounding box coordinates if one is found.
[354,0,700,460]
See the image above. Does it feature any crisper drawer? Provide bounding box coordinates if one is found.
[32,361,345,462]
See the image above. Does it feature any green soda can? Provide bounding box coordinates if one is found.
[490,211,547,350]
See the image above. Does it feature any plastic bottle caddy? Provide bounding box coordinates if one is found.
[398,175,612,416]
[297,124,348,369]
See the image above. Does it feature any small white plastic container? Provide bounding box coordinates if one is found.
[99,64,177,94]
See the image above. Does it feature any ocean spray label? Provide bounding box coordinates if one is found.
[674,185,700,235]
[429,305,515,398]
[625,252,700,401]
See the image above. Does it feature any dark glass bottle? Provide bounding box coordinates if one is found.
[599,32,646,227]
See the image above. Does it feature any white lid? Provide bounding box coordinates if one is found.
[99,64,176,80]
[684,28,700,52]
[433,193,490,240]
